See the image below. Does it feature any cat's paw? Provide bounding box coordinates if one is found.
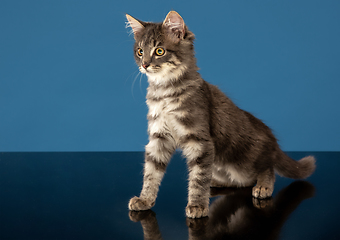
[128,196,154,211]
[186,204,209,218]
[252,185,273,199]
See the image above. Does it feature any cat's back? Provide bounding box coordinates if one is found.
[203,80,278,157]
[204,81,249,127]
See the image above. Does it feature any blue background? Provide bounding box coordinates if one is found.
[1,0,339,152]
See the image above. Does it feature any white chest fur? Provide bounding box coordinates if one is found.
[146,96,204,162]
[146,95,190,145]
[147,97,178,118]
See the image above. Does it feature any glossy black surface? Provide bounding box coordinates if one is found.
[0,152,339,239]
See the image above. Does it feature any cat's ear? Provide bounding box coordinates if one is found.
[126,14,145,40]
[163,11,185,43]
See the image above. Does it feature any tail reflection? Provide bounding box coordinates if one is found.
[129,181,315,240]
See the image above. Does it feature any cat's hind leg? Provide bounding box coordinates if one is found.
[252,168,275,199]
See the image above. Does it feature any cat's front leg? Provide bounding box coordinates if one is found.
[182,138,214,218]
[129,133,176,211]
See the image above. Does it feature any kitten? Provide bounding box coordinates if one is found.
[125,11,316,218]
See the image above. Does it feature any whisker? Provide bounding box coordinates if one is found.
[131,71,139,98]
[125,68,138,86]
[139,71,146,96]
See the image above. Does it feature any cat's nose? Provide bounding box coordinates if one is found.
[142,63,150,69]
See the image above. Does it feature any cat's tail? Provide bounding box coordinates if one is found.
[274,152,316,179]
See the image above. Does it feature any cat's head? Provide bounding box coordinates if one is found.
[126,11,195,86]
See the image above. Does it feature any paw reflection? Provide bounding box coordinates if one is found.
[129,181,315,240]
[252,197,273,209]
[129,210,162,240]
[129,209,156,222]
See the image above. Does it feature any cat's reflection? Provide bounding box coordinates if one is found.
[129,181,315,240]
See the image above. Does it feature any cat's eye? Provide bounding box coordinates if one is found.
[155,48,165,56]
[137,48,143,57]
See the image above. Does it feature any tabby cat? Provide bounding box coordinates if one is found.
[126,11,315,218]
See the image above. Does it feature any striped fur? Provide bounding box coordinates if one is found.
[126,11,316,218]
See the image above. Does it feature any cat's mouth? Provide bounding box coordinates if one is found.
[140,66,160,75]
[140,64,186,83]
